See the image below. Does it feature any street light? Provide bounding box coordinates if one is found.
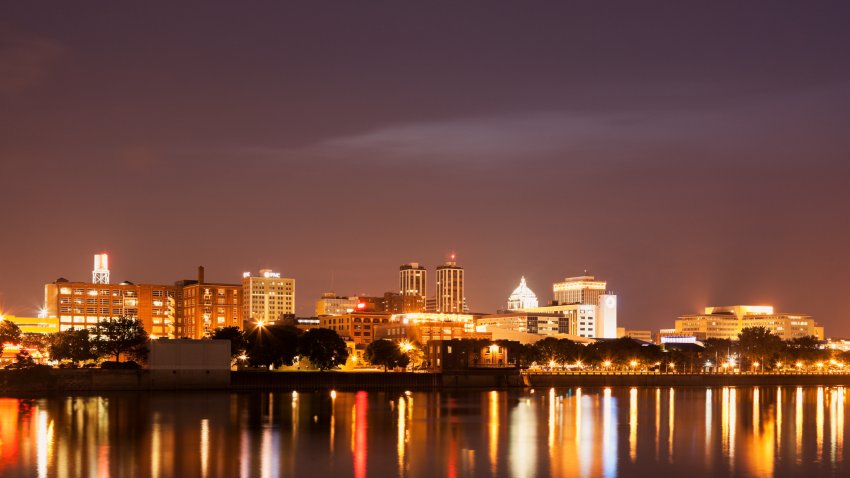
[629,360,638,369]
[603,360,612,369]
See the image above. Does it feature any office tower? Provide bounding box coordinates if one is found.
[435,258,465,313]
[399,262,428,312]
[242,269,295,325]
[553,275,607,306]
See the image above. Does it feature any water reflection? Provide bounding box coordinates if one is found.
[0,387,847,477]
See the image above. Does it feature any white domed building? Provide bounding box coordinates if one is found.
[507,276,539,310]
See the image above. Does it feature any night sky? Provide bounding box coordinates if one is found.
[2,3,850,335]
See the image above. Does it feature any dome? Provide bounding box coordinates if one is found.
[507,276,539,310]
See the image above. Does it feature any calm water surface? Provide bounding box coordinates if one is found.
[0,386,846,477]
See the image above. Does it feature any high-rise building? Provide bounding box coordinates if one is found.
[435,258,465,313]
[507,276,539,310]
[242,269,295,325]
[553,275,607,306]
[175,267,243,339]
[399,262,427,312]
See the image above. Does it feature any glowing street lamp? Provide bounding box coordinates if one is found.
[603,360,612,368]
[629,360,638,369]
[399,341,414,353]
[796,362,804,369]
[256,320,266,328]
[816,362,825,369]
[548,360,557,369]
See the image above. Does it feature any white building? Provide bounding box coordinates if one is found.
[597,294,618,339]
[241,269,295,324]
[315,292,358,316]
[518,303,598,339]
[507,276,539,310]
[553,275,606,306]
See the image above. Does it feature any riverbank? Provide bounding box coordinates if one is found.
[3,369,850,394]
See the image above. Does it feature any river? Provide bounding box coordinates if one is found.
[0,386,844,477]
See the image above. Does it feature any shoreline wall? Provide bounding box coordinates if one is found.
[3,369,850,394]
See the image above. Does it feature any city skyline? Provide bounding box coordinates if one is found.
[2,2,850,336]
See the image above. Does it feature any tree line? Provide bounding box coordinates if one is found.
[213,325,349,371]
[1,317,149,368]
[516,327,835,372]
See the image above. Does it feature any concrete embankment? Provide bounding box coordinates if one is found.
[0,369,230,394]
[524,372,850,388]
[3,369,850,394]
[231,369,524,391]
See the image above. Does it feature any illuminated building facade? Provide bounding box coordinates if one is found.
[435,259,465,313]
[44,279,176,337]
[476,312,561,335]
[241,269,295,324]
[0,315,59,335]
[519,303,598,338]
[175,267,243,339]
[315,292,358,316]
[616,328,653,343]
[320,312,392,345]
[426,339,516,370]
[507,276,538,310]
[373,312,483,344]
[675,305,824,341]
[399,262,427,309]
[553,275,607,305]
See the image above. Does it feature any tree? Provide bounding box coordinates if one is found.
[298,328,349,371]
[93,317,149,363]
[534,338,584,366]
[21,334,51,357]
[587,337,662,368]
[212,326,246,359]
[244,324,301,368]
[737,327,785,369]
[786,336,828,364]
[365,340,408,371]
[0,320,22,355]
[702,338,735,366]
[49,329,98,365]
